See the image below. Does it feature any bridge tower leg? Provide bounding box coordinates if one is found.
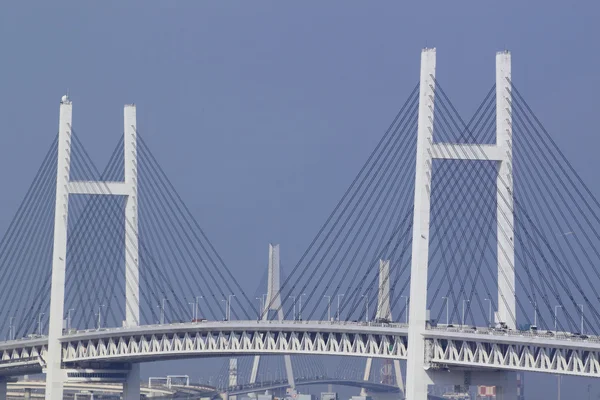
[229,359,238,400]
[250,244,295,388]
[122,105,141,400]
[362,260,404,397]
[45,95,73,400]
[405,48,437,400]
[496,372,518,400]
[495,51,516,330]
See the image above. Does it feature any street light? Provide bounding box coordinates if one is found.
[228,294,236,321]
[554,305,562,331]
[337,294,344,322]
[290,296,296,321]
[256,297,263,319]
[324,295,331,321]
[401,296,409,324]
[97,305,106,330]
[188,301,195,321]
[442,297,449,325]
[462,300,470,327]
[361,294,369,322]
[484,298,492,327]
[298,293,306,321]
[8,317,15,340]
[221,299,227,320]
[195,296,203,321]
[530,300,537,327]
[67,308,75,332]
[157,298,168,324]
[38,313,45,336]
[579,304,584,333]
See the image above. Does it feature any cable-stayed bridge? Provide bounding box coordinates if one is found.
[212,246,402,397]
[0,48,598,400]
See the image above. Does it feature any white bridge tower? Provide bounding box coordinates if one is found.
[249,244,295,388]
[405,49,515,399]
[46,97,140,400]
[362,260,404,396]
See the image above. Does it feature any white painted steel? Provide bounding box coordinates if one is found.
[376,260,391,320]
[495,51,516,330]
[406,48,437,400]
[123,104,140,328]
[250,245,295,388]
[5,323,600,379]
[45,99,141,400]
[430,143,503,161]
[228,359,237,400]
[59,323,407,363]
[363,260,404,397]
[45,95,73,400]
[67,181,130,196]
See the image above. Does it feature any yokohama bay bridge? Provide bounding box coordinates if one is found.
[0,48,598,400]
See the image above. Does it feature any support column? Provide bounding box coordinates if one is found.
[250,244,295,388]
[123,105,141,400]
[45,95,73,400]
[364,260,404,396]
[393,360,404,396]
[376,260,391,319]
[405,48,437,400]
[496,372,518,400]
[123,364,140,400]
[229,359,238,400]
[124,104,140,327]
[495,51,516,330]
[0,380,6,400]
[360,358,373,396]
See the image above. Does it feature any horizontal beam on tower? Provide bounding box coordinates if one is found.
[67,181,131,196]
[431,143,504,161]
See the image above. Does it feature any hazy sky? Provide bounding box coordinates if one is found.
[1,2,599,399]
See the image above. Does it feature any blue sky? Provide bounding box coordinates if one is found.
[1,1,599,398]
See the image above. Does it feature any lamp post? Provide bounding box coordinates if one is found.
[361,294,369,322]
[256,297,263,319]
[67,308,75,332]
[337,294,344,321]
[290,296,296,321]
[228,294,236,321]
[298,293,306,321]
[401,296,409,324]
[462,300,469,327]
[324,295,331,320]
[484,298,492,327]
[221,299,227,320]
[579,304,584,333]
[158,298,168,324]
[38,313,45,336]
[530,300,537,327]
[195,296,203,321]
[188,301,195,321]
[554,305,562,331]
[96,305,105,330]
[442,297,449,325]
[8,317,15,340]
